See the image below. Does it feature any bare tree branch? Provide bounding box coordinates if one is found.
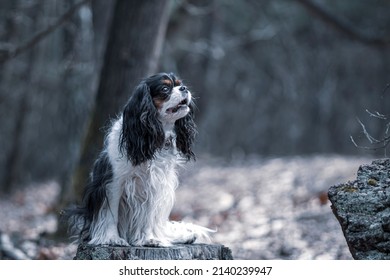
[351,117,390,154]
[357,118,380,144]
[351,82,390,154]
[365,109,387,120]
[0,0,91,64]
[294,0,390,48]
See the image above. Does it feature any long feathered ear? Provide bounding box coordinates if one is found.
[175,101,197,161]
[119,82,165,165]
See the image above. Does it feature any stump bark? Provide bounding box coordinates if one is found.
[74,243,233,260]
[328,159,390,260]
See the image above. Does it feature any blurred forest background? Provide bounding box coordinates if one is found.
[0,0,390,201]
[0,0,390,260]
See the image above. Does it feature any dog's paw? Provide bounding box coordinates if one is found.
[167,221,216,244]
[108,237,130,247]
[143,239,170,247]
[89,236,129,247]
[183,235,197,244]
[130,238,171,247]
[171,231,197,245]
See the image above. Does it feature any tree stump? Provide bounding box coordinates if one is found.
[74,243,233,260]
[328,159,390,260]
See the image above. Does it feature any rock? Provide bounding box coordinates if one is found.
[74,243,233,260]
[328,159,390,260]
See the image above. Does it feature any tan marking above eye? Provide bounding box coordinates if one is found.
[162,79,172,86]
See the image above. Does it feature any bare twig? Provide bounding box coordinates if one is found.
[352,84,390,153]
[0,0,91,64]
[351,117,390,154]
[351,134,390,151]
[386,122,390,136]
[294,0,390,48]
[365,109,387,120]
[350,135,360,148]
[357,118,380,144]
[382,83,390,97]
[349,135,376,151]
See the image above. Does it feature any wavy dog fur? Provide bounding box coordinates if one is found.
[66,73,212,246]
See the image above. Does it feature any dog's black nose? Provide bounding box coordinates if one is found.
[179,85,187,91]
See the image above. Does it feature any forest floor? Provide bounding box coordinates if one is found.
[0,154,373,260]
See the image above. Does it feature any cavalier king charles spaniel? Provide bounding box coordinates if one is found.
[67,73,212,247]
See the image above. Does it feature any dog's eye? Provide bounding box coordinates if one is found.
[161,86,170,93]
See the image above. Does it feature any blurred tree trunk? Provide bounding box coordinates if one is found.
[57,0,113,204]
[0,1,41,193]
[55,0,95,186]
[90,0,115,74]
[0,0,94,194]
[0,0,18,193]
[68,0,171,204]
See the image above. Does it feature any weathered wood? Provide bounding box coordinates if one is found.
[74,243,233,260]
[328,159,390,260]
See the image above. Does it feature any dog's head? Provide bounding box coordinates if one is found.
[119,73,197,166]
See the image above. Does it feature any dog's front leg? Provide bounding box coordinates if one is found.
[88,181,129,246]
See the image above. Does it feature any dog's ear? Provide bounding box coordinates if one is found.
[119,82,165,165]
[175,100,197,161]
